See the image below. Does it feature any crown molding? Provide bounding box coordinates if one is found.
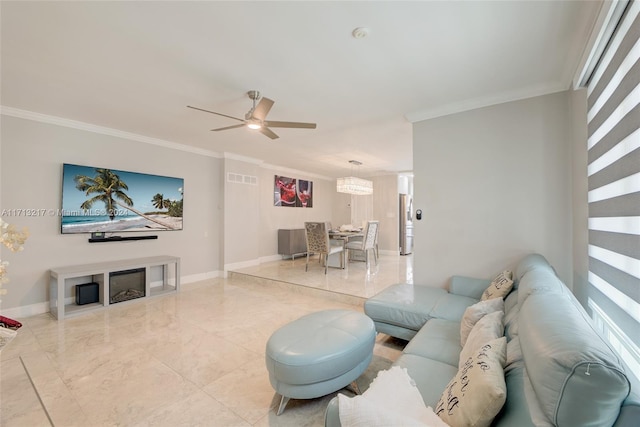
[404,82,567,123]
[2,106,340,181]
[262,162,332,181]
[222,152,264,165]
[222,152,332,181]
[0,106,222,158]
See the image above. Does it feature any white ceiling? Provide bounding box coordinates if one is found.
[1,1,602,179]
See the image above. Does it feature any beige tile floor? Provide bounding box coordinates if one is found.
[229,253,414,300]
[1,254,411,426]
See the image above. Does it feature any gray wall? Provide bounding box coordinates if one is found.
[223,157,261,267]
[0,115,223,314]
[412,91,574,287]
[257,164,337,260]
[221,159,400,267]
[220,157,337,268]
[0,115,362,314]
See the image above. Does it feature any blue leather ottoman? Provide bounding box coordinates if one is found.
[265,309,375,415]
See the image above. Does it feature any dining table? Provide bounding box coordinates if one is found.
[327,230,365,267]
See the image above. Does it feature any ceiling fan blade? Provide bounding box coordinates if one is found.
[211,124,246,132]
[251,97,274,121]
[187,105,245,122]
[264,120,317,129]
[259,126,279,139]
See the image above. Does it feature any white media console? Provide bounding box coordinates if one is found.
[49,255,180,319]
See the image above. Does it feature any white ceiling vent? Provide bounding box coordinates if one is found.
[227,172,258,185]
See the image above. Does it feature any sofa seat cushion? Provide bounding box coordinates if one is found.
[337,366,449,427]
[394,354,459,408]
[403,319,461,367]
[364,284,448,332]
[492,365,535,427]
[370,321,421,341]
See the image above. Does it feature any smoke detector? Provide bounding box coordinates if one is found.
[352,27,370,39]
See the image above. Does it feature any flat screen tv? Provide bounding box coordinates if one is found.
[61,163,184,234]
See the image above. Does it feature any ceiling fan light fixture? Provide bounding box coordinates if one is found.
[188,90,316,139]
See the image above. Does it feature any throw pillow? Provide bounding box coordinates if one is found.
[459,310,504,368]
[481,270,514,301]
[338,366,450,427]
[436,337,507,427]
[460,298,504,346]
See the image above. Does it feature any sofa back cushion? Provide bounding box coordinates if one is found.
[514,253,553,283]
[517,264,567,307]
[503,290,520,340]
[518,291,630,426]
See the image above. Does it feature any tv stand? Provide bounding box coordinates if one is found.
[49,255,180,319]
[88,235,158,243]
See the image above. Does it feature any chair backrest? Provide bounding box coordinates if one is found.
[304,222,331,253]
[362,221,379,250]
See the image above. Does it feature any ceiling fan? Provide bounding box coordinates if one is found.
[187,90,317,140]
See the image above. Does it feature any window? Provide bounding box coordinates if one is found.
[585,0,639,381]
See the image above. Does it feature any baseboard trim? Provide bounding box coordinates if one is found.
[181,271,222,284]
[2,301,50,319]
[3,271,222,320]
[380,249,402,256]
[224,259,260,273]
[260,254,283,263]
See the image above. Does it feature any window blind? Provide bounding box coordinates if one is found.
[586,0,640,371]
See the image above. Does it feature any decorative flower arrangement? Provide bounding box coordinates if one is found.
[0,218,29,296]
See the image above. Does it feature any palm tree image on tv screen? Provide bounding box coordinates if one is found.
[61,164,183,234]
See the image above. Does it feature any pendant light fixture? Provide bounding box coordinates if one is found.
[336,160,373,195]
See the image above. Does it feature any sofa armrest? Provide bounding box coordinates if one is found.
[449,276,490,300]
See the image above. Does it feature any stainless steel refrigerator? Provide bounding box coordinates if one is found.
[399,193,413,255]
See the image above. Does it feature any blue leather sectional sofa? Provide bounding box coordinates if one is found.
[325,254,639,426]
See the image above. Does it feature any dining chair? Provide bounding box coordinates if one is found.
[304,222,344,274]
[345,220,379,267]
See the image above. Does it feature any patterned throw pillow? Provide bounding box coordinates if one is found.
[481,270,514,301]
[436,337,507,427]
[460,298,504,346]
[458,310,504,368]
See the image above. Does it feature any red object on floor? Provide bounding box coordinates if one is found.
[0,315,22,330]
